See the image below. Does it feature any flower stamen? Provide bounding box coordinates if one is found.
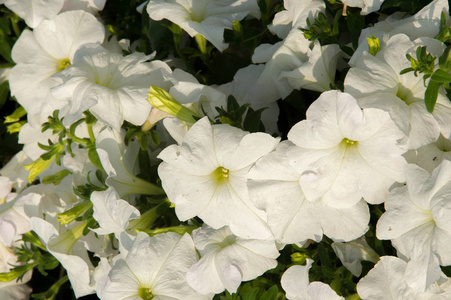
[212,166,230,183]
[139,287,154,300]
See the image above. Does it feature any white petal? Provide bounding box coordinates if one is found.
[281,260,312,300]
[91,188,140,235]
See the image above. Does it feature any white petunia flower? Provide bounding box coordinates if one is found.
[186,225,279,294]
[158,117,280,239]
[146,0,260,52]
[90,187,140,252]
[8,10,105,125]
[376,161,451,291]
[0,193,35,245]
[349,0,449,66]
[1,0,64,28]
[287,90,407,208]
[269,0,326,39]
[281,259,344,300]
[345,34,451,149]
[31,217,97,298]
[342,0,385,15]
[357,256,451,299]
[281,39,342,92]
[248,30,311,102]
[159,68,228,143]
[0,0,106,28]
[248,141,370,245]
[60,0,106,14]
[331,236,379,277]
[51,45,172,131]
[0,151,32,193]
[97,232,211,300]
[95,127,165,198]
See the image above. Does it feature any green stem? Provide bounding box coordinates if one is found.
[87,124,96,144]
[69,136,89,147]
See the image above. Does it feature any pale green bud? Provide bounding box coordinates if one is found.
[147,86,201,124]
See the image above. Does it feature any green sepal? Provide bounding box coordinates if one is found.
[57,201,93,225]
[22,231,47,251]
[439,46,451,72]
[128,200,170,232]
[41,169,72,185]
[435,11,451,43]
[150,130,160,146]
[0,262,37,282]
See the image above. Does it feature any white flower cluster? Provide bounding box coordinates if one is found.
[0,0,450,299]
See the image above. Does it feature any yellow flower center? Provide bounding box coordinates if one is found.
[212,166,230,183]
[56,58,71,72]
[342,138,357,146]
[139,287,154,300]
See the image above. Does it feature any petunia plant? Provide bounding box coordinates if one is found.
[0,0,450,299]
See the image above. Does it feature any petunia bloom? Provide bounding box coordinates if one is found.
[281,259,344,300]
[51,45,172,131]
[158,117,280,239]
[377,161,451,291]
[146,0,260,52]
[287,90,407,208]
[186,225,279,294]
[248,141,370,245]
[97,232,211,300]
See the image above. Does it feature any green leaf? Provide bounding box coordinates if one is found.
[0,35,13,63]
[227,95,240,112]
[243,107,266,133]
[0,80,9,109]
[240,287,259,300]
[425,80,442,113]
[430,69,451,83]
[260,286,279,300]
[88,147,104,171]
